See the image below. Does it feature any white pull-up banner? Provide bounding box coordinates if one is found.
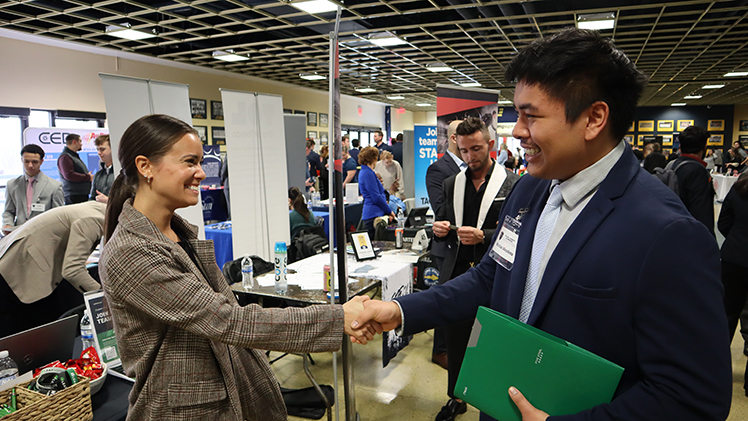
[221,89,289,261]
[99,73,205,239]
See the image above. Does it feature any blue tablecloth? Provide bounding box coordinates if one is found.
[205,212,335,269]
[205,222,233,269]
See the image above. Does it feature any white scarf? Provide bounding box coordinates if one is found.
[453,161,506,229]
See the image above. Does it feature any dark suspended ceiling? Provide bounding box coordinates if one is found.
[2,0,748,111]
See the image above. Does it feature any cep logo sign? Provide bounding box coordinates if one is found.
[37,132,75,145]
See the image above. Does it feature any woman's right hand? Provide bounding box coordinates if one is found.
[388,212,396,223]
[343,296,383,344]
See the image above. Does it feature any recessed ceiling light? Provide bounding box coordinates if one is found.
[387,95,405,99]
[498,100,513,104]
[724,71,748,77]
[426,63,453,72]
[355,87,377,93]
[702,84,725,89]
[684,95,702,99]
[291,0,338,14]
[105,24,155,41]
[212,50,249,62]
[299,73,326,81]
[368,32,408,47]
[417,103,431,107]
[460,82,482,87]
[671,103,687,106]
[576,12,616,30]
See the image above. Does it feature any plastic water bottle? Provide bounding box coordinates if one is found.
[241,254,254,291]
[0,350,19,386]
[397,208,406,228]
[274,242,287,295]
[80,310,96,351]
[395,208,406,249]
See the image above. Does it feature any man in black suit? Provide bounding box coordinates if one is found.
[391,133,404,168]
[425,119,464,370]
[305,139,323,191]
[431,118,517,421]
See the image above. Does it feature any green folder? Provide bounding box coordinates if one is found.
[454,306,624,420]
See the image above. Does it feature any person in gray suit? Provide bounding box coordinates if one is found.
[2,144,63,235]
[0,201,106,337]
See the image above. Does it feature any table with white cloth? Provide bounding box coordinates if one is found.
[230,243,420,419]
[713,174,738,202]
[230,244,418,306]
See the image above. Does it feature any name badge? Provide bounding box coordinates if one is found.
[31,203,46,212]
[489,215,521,270]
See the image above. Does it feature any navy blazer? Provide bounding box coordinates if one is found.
[718,183,748,266]
[397,150,731,420]
[426,153,461,259]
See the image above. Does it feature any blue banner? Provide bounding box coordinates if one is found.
[413,125,437,210]
[201,145,222,187]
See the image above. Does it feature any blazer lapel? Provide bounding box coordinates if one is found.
[443,152,461,174]
[476,162,506,229]
[32,175,48,204]
[453,168,468,225]
[525,193,614,324]
[525,151,638,325]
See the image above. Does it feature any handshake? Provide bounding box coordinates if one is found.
[341,297,403,345]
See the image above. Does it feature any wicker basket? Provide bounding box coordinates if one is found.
[0,376,93,421]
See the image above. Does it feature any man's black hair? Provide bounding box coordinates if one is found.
[352,138,360,148]
[505,28,648,141]
[455,117,489,142]
[678,126,709,154]
[21,144,45,159]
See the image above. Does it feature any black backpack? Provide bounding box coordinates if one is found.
[222,255,274,285]
[289,226,329,263]
[652,159,703,196]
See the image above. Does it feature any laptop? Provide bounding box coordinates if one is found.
[406,207,430,227]
[0,315,79,376]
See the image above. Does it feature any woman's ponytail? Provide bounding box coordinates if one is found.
[104,172,135,240]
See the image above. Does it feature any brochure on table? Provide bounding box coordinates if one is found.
[83,291,122,368]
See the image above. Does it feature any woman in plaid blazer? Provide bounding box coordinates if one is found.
[99,114,377,420]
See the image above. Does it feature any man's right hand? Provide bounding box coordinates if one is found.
[1,225,11,236]
[350,300,402,344]
[432,220,451,238]
[95,190,109,204]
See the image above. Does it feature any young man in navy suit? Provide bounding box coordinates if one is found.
[353,28,731,421]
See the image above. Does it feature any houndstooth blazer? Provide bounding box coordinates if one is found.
[100,200,345,420]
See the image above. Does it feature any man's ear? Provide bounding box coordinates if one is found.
[585,101,609,141]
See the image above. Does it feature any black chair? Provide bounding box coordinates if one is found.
[58,303,86,323]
